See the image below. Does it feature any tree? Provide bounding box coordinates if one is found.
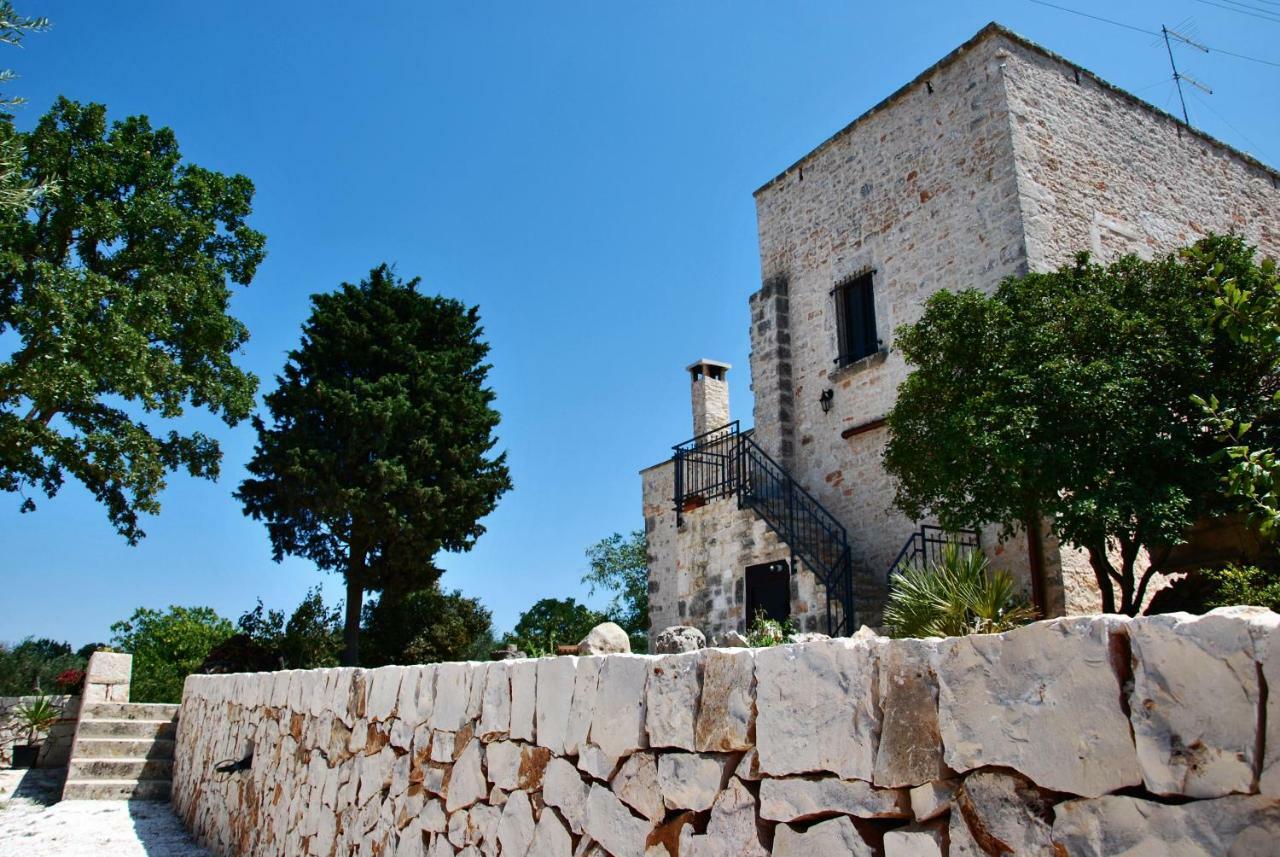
[361,585,493,666]
[0,636,83,694]
[109,606,234,703]
[0,98,266,542]
[0,2,52,214]
[582,529,648,648]
[505,597,607,656]
[236,265,511,665]
[235,587,342,669]
[884,235,1274,615]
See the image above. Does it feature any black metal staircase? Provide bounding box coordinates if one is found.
[673,421,856,636]
[886,524,980,581]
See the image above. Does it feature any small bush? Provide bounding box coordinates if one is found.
[884,545,1038,638]
[745,610,798,647]
[1200,564,1280,612]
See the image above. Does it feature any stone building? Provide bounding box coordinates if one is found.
[641,22,1280,642]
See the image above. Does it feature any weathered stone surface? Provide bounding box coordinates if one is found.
[882,822,945,857]
[657,752,729,812]
[948,770,1053,857]
[589,655,648,759]
[874,638,946,787]
[1128,607,1275,798]
[719,630,750,648]
[476,662,510,741]
[652,626,706,654]
[694,648,754,752]
[536,656,577,755]
[543,757,590,835]
[564,656,601,756]
[909,779,958,822]
[509,659,538,743]
[485,740,521,791]
[645,652,702,751]
[1263,611,1280,797]
[496,790,536,857]
[433,663,472,733]
[445,738,487,812]
[367,666,406,722]
[758,776,910,821]
[755,637,880,779]
[583,782,651,857]
[577,742,621,782]
[935,615,1140,797]
[529,808,573,857]
[399,668,433,730]
[611,752,663,822]
[681,777,767,857]
[1051,793,1280,856]
[579,622,631,656]
[735,748,762,781]
[773,817,874,857]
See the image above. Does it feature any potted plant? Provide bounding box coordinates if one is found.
[11,697,60,768]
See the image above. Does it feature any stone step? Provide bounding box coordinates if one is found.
[76,718,178,740]
[68,758,174,781]
[62,778,172,801]
[73,737,176,760]
[79,702,179,722]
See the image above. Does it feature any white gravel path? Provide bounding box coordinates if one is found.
[0,769,211,856]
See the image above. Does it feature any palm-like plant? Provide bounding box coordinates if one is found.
[884,544,1038,638]
[14,696,60,744]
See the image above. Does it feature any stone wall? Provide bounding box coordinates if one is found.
[0,695,79,767]
[173,608,1280,856]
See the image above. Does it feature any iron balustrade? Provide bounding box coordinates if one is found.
[887,524,981,581]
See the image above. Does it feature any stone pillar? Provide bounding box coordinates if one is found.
[688,359,731,438]
[83,651,132,703]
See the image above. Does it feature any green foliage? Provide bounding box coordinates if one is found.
[582,529,648,650]
[885,235,1275,615]
[0,4,52,214]
[360,585,493,666]
[1199,564,1280,612]
[13,695,59,744]
[884,546,1038,638]
[0,637,83,695]
[237,264,511,665]
[0,98,266,542]
[236,587,343,669]
[505,597,607,657]
[110,606,234,703]
[745,610,797,647]
[0,2,49,112]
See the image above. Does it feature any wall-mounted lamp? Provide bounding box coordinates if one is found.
[819,389,834,413]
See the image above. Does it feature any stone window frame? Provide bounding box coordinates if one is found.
[829,263,888,378]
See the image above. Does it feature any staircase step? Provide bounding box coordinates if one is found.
[62,779,172,801]
[76,718,178,739]
[79,702,179,722]
[68,758,174,781]
[73,737,176,759]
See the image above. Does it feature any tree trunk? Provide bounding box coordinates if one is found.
[342,553,365,667]
[1087,543,1118,614]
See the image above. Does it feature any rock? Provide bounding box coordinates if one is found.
[789,632,830,644]
[755,637,880,779]
[444,738,487,812]
[432,662,471,733]
[476,661,511,741]
[883,822,946,857]
[657,752,730,812]
[543,757,590,835]
[579,622,632,656]
[680,778,767,857]
[564,656,601,756]
[496,790,536,857]
[773,817,875,857]
[652,626,706,654]
[1128,607,1276,798]
[646,652,702,750]
[589,655,649,759]
[366,666,406,722]
[1051,793,1280,855]
[874,638,947,787]
[611,752,664,822]
[909,779,958,822]
[509,659,538,742]
[421,798,447,833]
[491,643,524,660]
[948,770,1053,857]
[1263,612,1280,797]
[758,776,910,821]
[735,748,762,781]
[647,812,698,857]
[529,808,573,857]
[485,740,521,791]
[583,782,652,857]
[719,630,750,648]
[517,746,553,792]
[577,742,622,781]
[536,656,577,755]
[694,648,754,752]
[934,615,1141,798]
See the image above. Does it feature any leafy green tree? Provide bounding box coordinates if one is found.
[236,265,511,665]
[885,235,1274,615]
[0,98,266,542]
[234,588,342,670]
[109,606,234,703]
[0,2,51,214]
[582,529,648,648]
[361,585,493,666]
[506,597,607,657]
[0,637,83,694]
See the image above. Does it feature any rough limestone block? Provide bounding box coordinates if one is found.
[883,822,946,857]
[529,808,573,857]
[657,753,730,812]
[86,651,132,685]
[543,757,590,835]
[694,649,754,752]
[758,776,910,821]
[735,747,762,781]
[583,782,652,857]
[680,777,768,857]
[1128,607,1276,798]
[477,661,511,741]
[589,655,649,759]
[536,656,577,755]
[611,752,663,822]
[773,817,875,857]
[1262,611,1280,797]
[510,659,538,742]
[497,790,536,856]
[486,740,521,791]
[755,637,880,779]
[646,652,702,750]
[948,770,1053,857]
[874,638,947,787]
[1052,793,1280,855]
[397,666,434,730]
[564,656,601,755]
[909,779,958,822]
[577,742,622,781]
[579,622,631,655]
[934,615,1140,797]
[445,738,487,812]
[432,663,472,733]
[367,666,406,722]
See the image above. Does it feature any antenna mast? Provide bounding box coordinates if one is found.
[1162,24,1211,126]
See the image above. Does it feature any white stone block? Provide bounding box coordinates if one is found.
[883,822,945,857]
[1051,794,1280,855]
[611,752,663,822]
[657,753,729,812]
[646,652,702,750]
[536,656,577,755]
[564,656,601,756]
[773,817,874,857]
[510,659,538,742]
[445,738,487,812]
[694,649,754,752]
[477,661,511,741]
[758,776,910,821]
[589,655,649,759]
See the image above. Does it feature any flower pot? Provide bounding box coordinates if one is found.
[10,744,39,768]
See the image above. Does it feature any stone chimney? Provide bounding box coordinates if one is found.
[688,359,731,437]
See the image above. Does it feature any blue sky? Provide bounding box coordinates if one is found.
[2,1,1276,648]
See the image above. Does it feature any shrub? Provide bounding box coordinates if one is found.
[884,545,1038,638]
[1200,564,1280,612]
[745,610,797,647]
[14,696,60,744]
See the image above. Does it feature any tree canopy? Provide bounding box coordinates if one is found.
[236,264,511,665]
[0,98,265,542]
[582,529,648,647]
[109,605,234,703]
[505,597,607,656]
[884,234,1276,615]
[361,585,494,666]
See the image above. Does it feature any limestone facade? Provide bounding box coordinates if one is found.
[642,23,1280,636]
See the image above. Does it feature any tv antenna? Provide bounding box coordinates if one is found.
[1162,24,1213,125]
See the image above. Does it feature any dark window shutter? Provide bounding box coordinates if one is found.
[833,271,877,366]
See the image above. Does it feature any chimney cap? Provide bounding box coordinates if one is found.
[686,359,732,379]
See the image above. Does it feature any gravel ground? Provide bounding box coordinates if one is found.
[0,768,210,857]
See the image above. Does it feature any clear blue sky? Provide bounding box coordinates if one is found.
[2,1,1276,648]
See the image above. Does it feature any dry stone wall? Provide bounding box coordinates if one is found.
[173,608,1280,857]
[0,694,78,767]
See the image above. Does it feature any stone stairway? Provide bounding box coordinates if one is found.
[62,702,179,800]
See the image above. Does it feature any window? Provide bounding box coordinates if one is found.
[832,270,878,367]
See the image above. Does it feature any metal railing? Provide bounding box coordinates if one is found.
[886,524,981,581]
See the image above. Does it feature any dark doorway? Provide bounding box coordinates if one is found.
[745,560,790,625]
